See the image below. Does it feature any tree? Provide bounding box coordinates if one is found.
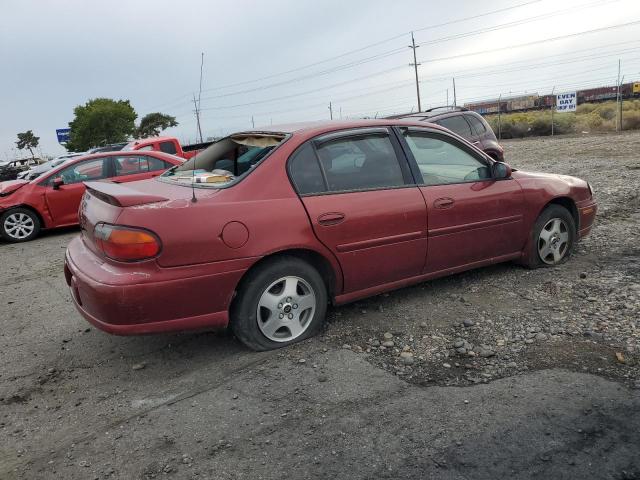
[136,113,178,138]
[16,130,40,160]
[66,98,137,151]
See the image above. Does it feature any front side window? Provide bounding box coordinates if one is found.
[315,134,405,192]
[402,132,491,186]
[48,158,110,185]
[435,115,474,140]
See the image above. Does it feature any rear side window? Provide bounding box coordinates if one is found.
[159,141,177,155]
[114,156,149,176]
[147,156,171,171]
[435,115,474,139]
[466,114,487,134]
[315,134,405,192]
[288,143,326,195]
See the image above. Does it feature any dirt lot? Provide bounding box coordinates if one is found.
[1,131,639,479]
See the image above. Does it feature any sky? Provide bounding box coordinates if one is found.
[1,0,640,160]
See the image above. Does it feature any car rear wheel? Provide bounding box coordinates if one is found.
[527,204,575,268]
[231,256,327,351]
[1,208,41,242]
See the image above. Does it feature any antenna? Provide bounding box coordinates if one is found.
[191,52,205,203]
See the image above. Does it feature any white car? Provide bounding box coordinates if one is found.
[16,153,86,181]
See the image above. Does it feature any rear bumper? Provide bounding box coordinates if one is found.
[64,236,249,335]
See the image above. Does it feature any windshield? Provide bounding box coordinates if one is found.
[161,132,285,187]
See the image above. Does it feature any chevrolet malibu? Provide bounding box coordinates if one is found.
[0,151,183,242]
[64,120,597,350]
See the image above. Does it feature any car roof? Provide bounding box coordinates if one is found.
[241,118,451,138]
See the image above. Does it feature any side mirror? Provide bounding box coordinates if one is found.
[492,162,512,179]
[52,177,64,190]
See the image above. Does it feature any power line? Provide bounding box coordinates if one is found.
[195,0,543,93]
[417,19,640,64]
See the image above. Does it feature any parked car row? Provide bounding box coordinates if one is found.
[0,151,183,242]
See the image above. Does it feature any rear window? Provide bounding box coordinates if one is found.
[159,141,177,155]
[435,115,473,139]
[161,133,286,188]
[466,114,487,134]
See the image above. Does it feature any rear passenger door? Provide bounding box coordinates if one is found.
[288,128,428,294]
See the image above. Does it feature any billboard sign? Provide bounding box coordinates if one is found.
[56,128,70,143]
[556,92,577,112]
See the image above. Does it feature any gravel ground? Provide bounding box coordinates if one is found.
[1,131,639,479]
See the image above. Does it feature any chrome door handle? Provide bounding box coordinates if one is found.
[318,212,345,226]
[434,197,454,209]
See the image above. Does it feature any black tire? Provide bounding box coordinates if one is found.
[0,207,41,243]
[230,256,328,351]
[526,204,576,269]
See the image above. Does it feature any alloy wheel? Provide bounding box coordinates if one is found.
[3,212,35,240]
[538,218,570,265]
[256,276,317,342]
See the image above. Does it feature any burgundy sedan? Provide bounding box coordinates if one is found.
[64,120,597,350]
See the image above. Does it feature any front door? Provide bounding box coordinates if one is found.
[288,129,428,293]
[398,127,525,273]
[43,156,111,226]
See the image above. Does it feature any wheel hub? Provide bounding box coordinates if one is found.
[538,217,570,265]
[257,276,316,342]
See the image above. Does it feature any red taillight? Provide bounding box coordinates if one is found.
[94,224,161,262]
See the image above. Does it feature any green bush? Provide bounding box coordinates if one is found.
[483,99,640,137]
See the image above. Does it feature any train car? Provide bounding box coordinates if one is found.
[463,100,505,115]
[538,95,555,108]
[578,86,618,103]
[506,95,538,111]
[633,82,640,96]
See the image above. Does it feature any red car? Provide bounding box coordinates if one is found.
[64,120,597,350]
[0,151,183,242]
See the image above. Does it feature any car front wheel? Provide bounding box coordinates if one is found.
[231,256,327,351]
[527,204,576,268]
[1,208,41,242]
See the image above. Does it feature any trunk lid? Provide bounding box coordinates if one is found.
[79,179,220,259]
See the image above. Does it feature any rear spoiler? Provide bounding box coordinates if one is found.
[84,181,169,207]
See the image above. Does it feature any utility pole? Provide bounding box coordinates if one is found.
[452,78,457,107]
[329,102,333,120]
[446,89,449,107]
[620,74,625,131]
[251,116,255,128]
[196,52,204,143]
[616,59,621,132]
[192,94,203,144]
[408,32,422,112]
[497,94,502,140]
[551,86,556,136]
